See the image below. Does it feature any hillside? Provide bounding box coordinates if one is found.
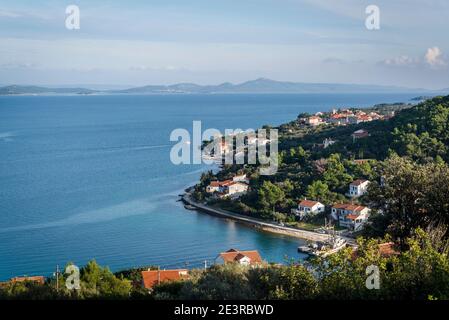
[193,95,449,241]
[0,85,96,95]
[0,79,439,95]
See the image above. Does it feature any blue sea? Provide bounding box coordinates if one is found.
[0,93,421,280]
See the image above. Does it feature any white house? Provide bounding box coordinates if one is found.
[232,174,249,183]
[206,180,226,193]
[206,179,248,199]
[291,199,325,220]
[331,204,371,231]
[223,181,248,197]
[348,179,370,197]
[306,116,323,126]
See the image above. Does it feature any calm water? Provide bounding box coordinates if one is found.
[0,93,421,280]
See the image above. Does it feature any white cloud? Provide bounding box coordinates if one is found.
[381,47,447,69]
[0,10,22,18]
[425,47,447,68]
[380,55,418,67]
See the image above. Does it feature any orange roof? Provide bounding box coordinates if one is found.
[346,214,359,220]
[219,249,262,265]
[352,242,400,260]
[378,242,400,257]
[358,115,372,121]
[298,200,322,208]
[209,180,234,187]
[350,179,369,186]
[333,203,350,209]
[331,114,344,119]
[141,269,189,289]
[10,276,45,285]
[353,159,373,164]
[333,203,367,212]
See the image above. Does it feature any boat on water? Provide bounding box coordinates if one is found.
[298,232,347,257]
[184,204,197,210]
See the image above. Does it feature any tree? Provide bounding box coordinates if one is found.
[306,180,330,203]
[79,260,131,299]
[322,154,353,192]
[366,155,449,243]
[257,181,285,218]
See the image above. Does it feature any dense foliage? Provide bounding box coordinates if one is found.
[2,228,449,300]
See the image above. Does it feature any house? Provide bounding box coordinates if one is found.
[331,204,371,231]
[291,199,325,220]
[352,242,400,260]
[305,116,323,126]
[206,180,224,193]
[352,129,369,140]
[348,179,370,197]
[232,173,249,183]
[141,269,189,290]
[328,113,350,125]
[220,181,249,199]
[348,115,373,124]
[352,159,374,165]
[216,249,263,266]
[8,276,45,285]
[206,176,249,198]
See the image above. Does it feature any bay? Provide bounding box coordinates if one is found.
[0,93,421,280]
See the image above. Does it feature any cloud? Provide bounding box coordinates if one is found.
[380,47,447,69]
[425,47,447,68]
[322,58,346,65]
[380,55,418,67]
[0,10,22,18]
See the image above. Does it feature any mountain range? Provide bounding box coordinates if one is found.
[0,78,447,95]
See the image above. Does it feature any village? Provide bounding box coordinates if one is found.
[299,107,394,127]
[203,174,372,234]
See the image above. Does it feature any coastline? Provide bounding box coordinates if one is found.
[182,189,356,245]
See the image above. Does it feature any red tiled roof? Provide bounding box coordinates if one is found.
[141,269,189,289]
[209,180,234,187]
[219,249,262,265]
[333,203,367,212]
[10,276,45,285]
[346,214,359,220]
[352,242,400,260]
[298,200,321,208]
[350,179,369,186]
[378,242,400,257]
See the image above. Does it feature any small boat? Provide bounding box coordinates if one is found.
[184,204,197,210]
[298,232,347,257]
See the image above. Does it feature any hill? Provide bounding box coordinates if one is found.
[0,79,434,95]
[0,85,96,95]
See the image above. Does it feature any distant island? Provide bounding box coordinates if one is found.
[1,78,447,95]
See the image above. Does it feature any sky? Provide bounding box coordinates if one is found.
[0,0,448,89]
